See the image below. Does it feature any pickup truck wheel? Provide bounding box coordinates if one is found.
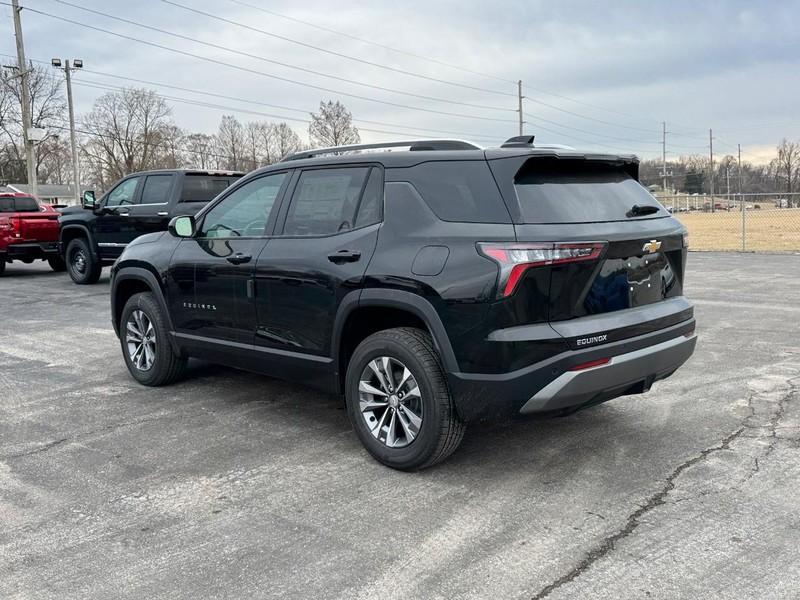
[66,238,101,284]
[0,258,5,276]
[47,255,66,272]
[345,327,465,471]
[120,292,187,386]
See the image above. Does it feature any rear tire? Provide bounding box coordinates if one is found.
[66,238,101,284]
[120,292,187,386]
[345,327,465,470]
[47,255,66,272]
[0,259,5,276]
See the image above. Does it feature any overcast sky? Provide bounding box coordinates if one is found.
[3,0,799,163]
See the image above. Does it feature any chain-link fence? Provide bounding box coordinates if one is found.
[658,193,800,252]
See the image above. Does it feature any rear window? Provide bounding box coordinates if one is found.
[180,174,241,203]
[0,196,39,212]
[514,160,665,223]
[402,161,510,223]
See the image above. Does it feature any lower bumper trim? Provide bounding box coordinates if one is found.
[519,333,697,414]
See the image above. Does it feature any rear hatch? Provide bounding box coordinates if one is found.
[486,153,691,346]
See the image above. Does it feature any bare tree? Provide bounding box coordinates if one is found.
[775,138,800,194]
[0,62,67,183]
[80,88,174,186]
[244,121,261,171]
[308,100,359,147]
[273,123,303,160]
[184,133,218,169]
[216,115,244,171]
[38,136,72,184]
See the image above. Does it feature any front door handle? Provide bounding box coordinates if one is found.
[227,252,252,265]
[157,211,169,217]
[328,250,361,264]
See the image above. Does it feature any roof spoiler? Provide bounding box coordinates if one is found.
[501,135,536,148]
[281,139,482,162]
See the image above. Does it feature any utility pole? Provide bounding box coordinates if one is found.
[52,58,82,205]
[661,121,668,194]
[11,0,36,197]
[709,128,714,213]
[517,80,524,135]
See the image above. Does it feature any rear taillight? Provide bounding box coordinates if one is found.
[9,216,21,237]
[682,231,689,248]
[478,242,606,297]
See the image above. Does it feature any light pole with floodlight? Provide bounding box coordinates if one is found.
[51,58,82,205]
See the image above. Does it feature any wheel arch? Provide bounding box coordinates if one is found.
[333,289,458,393]
[112,267,180,355]
[60,224,97,260]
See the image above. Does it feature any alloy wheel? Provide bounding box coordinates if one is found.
[126,310,156,371]
[358,356,423,448]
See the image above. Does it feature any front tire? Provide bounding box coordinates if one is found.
[0,259,5,276]
[120,292,187,386]
[65,238,101,284]
[345,327,465,470]
[48,255,66,272]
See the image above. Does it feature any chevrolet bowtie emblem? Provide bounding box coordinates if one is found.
[642,240,662,253]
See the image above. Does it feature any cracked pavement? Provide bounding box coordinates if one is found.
[1,253,799,599]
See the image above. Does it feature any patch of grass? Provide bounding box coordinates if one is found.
[677,209,800,252]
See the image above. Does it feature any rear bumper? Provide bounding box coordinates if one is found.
[519,333,696,414]
[2,241,59,260]
[447,316,696,421]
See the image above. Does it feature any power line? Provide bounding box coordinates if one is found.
[71,80,502,143]
[47,0,515,113]
[223,0,516,85]
[3,52,504,142]
[18,4,519,125]
[222,0,667,126]
[524,96,660,134]
[159,0,517,98]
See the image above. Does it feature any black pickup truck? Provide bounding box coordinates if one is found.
[59,169,243,283]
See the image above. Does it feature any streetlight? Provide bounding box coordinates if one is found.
[52,58,82,205]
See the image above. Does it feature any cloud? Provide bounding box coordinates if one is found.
[6,0,798,161]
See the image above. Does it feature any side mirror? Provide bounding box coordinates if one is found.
[81,190,96,209]
[169,215,196,238]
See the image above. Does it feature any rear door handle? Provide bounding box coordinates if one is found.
[157,211,169,217]
[328,250,361,264]
[227,252,252,265]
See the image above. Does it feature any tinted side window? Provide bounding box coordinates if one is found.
[141,175,174,204]
[106,177,140,207]
[180,175,240,203]
[283,167,369,236]
[402,161,510,223]
[0,197,15,212]
[199,172,286,238]
[15,196,39,212]
[354,168,383,228]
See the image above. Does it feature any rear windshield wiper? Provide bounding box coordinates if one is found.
[626,204,660,218]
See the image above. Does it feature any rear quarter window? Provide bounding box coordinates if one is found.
[180,175,241,203]
[0,196,39,212]
[399,161,511,223]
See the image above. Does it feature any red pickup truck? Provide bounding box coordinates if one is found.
[0,193,64,276]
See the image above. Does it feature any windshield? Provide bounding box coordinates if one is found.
[514,160,665,224]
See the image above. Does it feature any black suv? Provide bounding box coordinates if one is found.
[59,169,242,284]
[110,137,696,470]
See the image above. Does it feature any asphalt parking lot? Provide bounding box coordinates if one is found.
[1,253,799,599]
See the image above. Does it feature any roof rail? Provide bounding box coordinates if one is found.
[281,139,482,162]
